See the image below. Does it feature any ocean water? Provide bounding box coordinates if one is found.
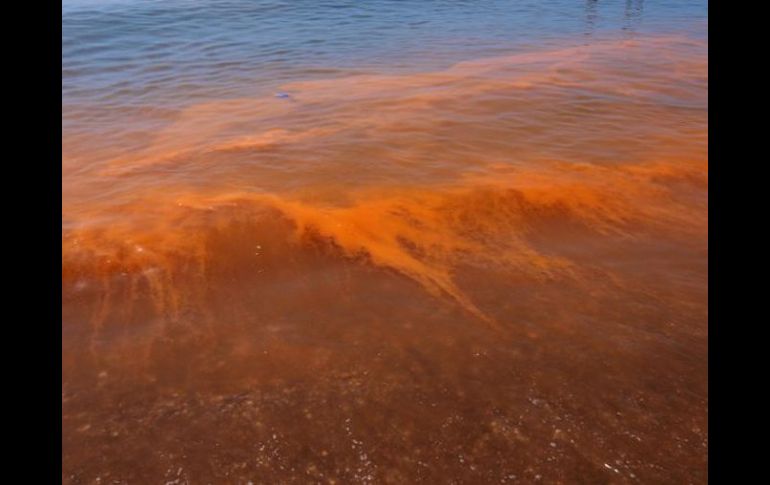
[62,1,708,483]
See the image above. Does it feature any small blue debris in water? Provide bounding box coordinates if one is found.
[275,92,291,99]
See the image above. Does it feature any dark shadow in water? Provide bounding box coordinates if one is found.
[584,0,598,37]
[623,0,645,33]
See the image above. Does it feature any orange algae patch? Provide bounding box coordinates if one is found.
[63,156,706,327]
[62,33,707,328]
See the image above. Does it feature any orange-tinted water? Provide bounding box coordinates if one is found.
[63,31,707,483]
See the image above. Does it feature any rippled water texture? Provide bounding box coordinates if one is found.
[63,1,708,483]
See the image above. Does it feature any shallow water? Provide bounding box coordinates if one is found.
[62,1,708,483]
